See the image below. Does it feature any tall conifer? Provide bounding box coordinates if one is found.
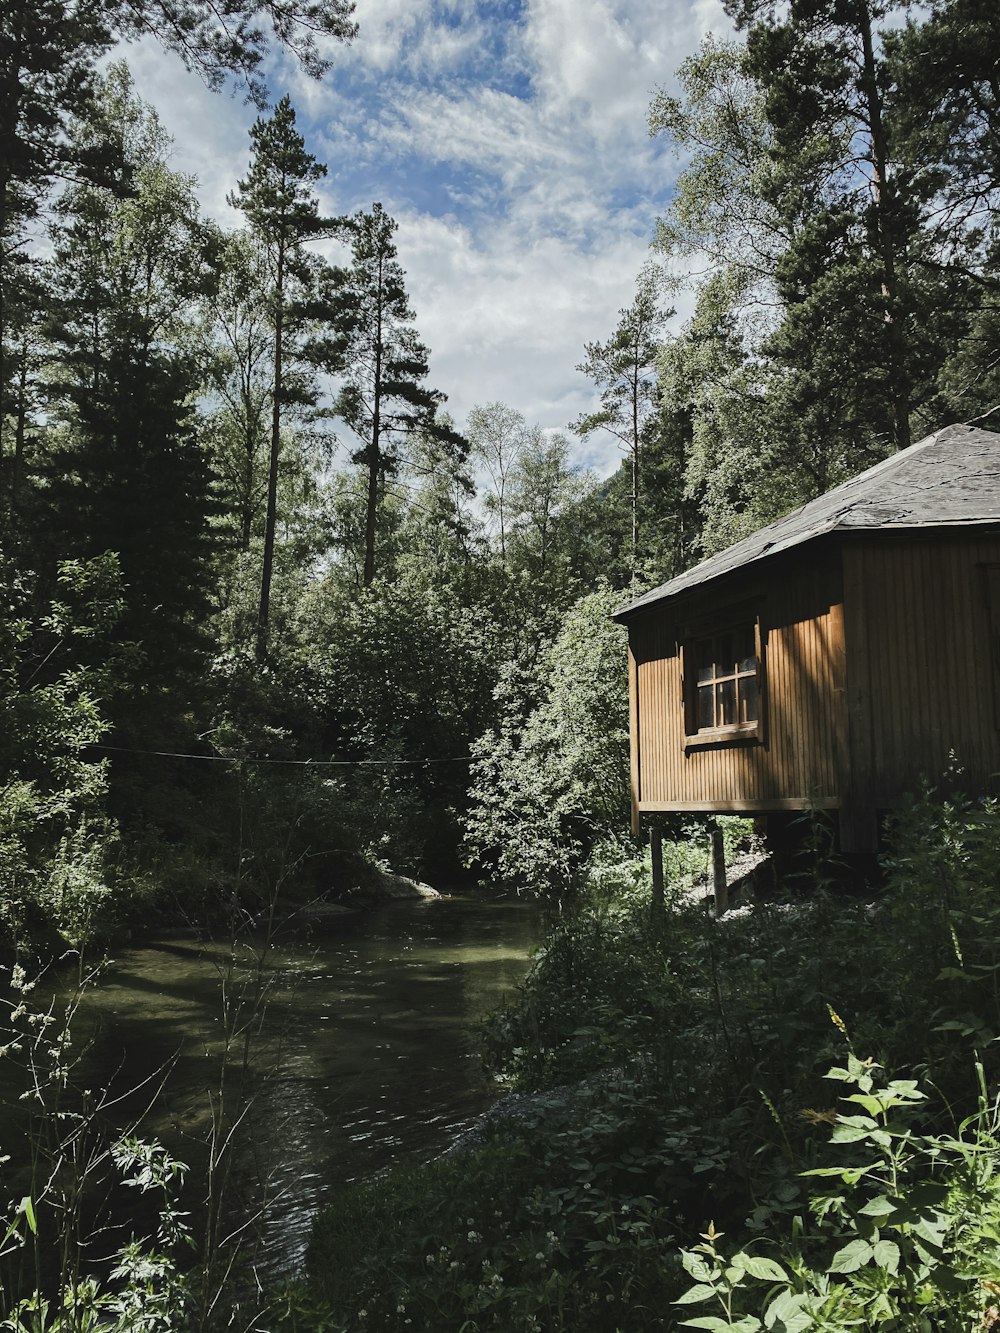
[229,96,330,658]
[334,203,466,586]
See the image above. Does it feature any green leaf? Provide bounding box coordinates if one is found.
[829,1126,871,1143]
[675,1284,719,1305]
[801,1165,873,1184]
[828,1239,874,1273]
[841,1094,882,1116]
[884,1080,924,1101]
[737,1255,789,1282]
[682,1252,714,1282]
[764,1290,812,1333]
[858,1196,896,1218]
[872,1240,900,1274]
[679,1318,737,1331]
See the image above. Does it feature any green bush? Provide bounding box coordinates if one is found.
[675,1043,1000,1331]
[300,785,1000,1332]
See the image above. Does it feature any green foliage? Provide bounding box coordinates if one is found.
[0,954,193,1330]
[303,1082,688,1333]
[481,833,707,1086]
[675,1048,1000,1331]
[302,788,1000,1332]
[300,563,499,875]
[0,556,124,946]
[463,583,630,896]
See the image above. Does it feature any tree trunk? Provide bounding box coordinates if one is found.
[858,0,911,452]
[362,421,380,587]
[256,242,284,660]
[362,275,384,587]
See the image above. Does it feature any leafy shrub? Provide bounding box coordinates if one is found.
[0,556,125,949]
[675,1042,1000,1331]
[464,584,630,898]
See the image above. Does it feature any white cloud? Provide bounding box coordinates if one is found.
[118,0,733,477]
[116,35,256,226]
[390,209,661,475]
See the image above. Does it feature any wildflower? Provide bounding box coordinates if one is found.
[467,1230,481,1243]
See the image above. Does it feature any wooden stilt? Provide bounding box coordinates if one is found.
[711,823,728,917]
[650,823,664,924]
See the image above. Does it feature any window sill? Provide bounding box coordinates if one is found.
[684,724,763,752]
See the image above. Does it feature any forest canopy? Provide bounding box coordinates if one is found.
[0,0,996,934]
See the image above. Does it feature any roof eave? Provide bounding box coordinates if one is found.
[610,517,1000,624]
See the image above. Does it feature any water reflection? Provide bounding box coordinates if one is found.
[68,893,540,1276]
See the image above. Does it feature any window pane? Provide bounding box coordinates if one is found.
[719,633,734,673]
[718,678,736,726]
[690,622,761,732]
[697,639,714,683]
[698,683,714,729]
[735,625,754,667]
[738,628,756,673]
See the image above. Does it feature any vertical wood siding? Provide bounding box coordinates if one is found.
[843,533,1000,806]
[629,550,846,811]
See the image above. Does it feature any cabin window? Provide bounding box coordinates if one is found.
[683,620,764,745]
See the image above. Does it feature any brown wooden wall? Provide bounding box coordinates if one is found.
[628,547,847,816]
[843,531,1000,822]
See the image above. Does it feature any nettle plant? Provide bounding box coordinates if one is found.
[675,1023,1000,1332]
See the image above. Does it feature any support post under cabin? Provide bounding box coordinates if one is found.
[649,823,664,924]
[711,822,728,916]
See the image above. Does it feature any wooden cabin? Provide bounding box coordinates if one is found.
[612,423,1000,853]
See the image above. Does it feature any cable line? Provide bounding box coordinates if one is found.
[87,744,472,767]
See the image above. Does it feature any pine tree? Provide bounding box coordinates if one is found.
[334,203,466,587]
[572,264,671,575]
[107,0,356,105]
[726,0,934,452]
[229,95,333,658]
[0,0,109,507]
[40,67,218,738]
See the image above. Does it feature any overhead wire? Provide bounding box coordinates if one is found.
[86,744,472,766]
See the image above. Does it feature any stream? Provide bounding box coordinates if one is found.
[46,892,542,1280]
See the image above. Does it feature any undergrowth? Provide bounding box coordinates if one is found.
[296,789,1000,1331]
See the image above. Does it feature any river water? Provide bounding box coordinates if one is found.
[56,892,542,1278]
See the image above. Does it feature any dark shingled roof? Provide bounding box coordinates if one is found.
[613,422,1000,622]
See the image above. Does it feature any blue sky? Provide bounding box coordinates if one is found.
[122,0,730,476]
